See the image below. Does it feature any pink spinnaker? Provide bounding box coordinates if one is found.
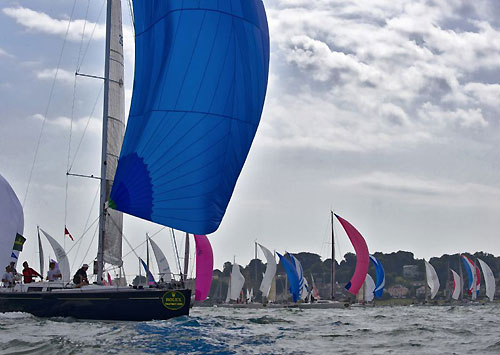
[335,214,370,296]
[194,235,213,301]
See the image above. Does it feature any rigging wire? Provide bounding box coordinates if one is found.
[78,0,107,72]
[23,0,78,208]
[68,85,104,172]
[65,0,90,251]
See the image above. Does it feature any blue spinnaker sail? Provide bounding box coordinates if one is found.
[109,1,270,235]
[369,255,385,298]
[277,252,300,302]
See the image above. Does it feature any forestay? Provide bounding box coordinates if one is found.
[0,174,23,270]
[40,229,70,283]
[258,244,276,298]
[110,0,271,235]
[424,260,440,299]
[477,259,495,301]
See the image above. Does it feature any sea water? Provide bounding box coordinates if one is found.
[0,304,499,354]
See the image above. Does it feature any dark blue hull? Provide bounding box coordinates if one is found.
[0,288,191,321]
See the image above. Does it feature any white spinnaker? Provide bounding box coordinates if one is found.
[0,174,23,270]
[103,0,126,266]
[425,260,440,299]
[230,263,245,301]
[450,269,461,300]
[40,228,70,283]
[478,259,495,301]
[364,274,375,302]
[148,237,172,282]
[258,244,276,298]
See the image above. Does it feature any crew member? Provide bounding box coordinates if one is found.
[47,261,62,281]
[73,264,89,287]
[2,266,13,287]
[22,261,42,283]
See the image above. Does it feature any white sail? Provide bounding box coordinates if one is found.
[148,237,172,282]
[102,0,126,266]
[230,263,245,301]
[450,269,461,300]
[258,244,277,298]
[249,288,254,302]
[225,275,231,303]
[0,174,23,270]
[478,259,495,301]
[425,260,440,299]
[38,230,44,277]
[40,229,70,283]
[268,277,276,303]
[364,274,376,302]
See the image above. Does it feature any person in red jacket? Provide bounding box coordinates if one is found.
[22,261,42,283]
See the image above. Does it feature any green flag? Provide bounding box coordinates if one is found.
[13,233,26,251]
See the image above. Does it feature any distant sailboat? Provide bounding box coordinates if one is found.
[364,274,376,303]
[277,253,301,302]
[258,244,277,300]
[148,237,172,283]
[450,269,461,300]
[335,214,370,296]
[461,254,479,299]
[369,255,385,298]
[424,260,440,300]
[477,259,495,302]
[229,263,245,301]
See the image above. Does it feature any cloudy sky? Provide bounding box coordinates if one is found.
[1,0,500,279]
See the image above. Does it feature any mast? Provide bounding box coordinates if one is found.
[146,233,150,277]
[183,232,190,282]
[331,210,335,299]
[458,254,463,300]
[97,0,125,283]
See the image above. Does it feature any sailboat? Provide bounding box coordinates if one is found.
[0,0,269,320]
[258,243,277,303]
[477,259,495,302]
[424,260,440,300]
[369,255,385,299]
[450,269,461,301]
[461,254,480,300]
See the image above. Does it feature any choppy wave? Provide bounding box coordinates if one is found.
[0,304,499,354]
